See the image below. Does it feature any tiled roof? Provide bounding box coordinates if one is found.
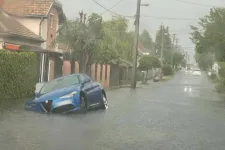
[3,0,53,17]
[0,10,44,41]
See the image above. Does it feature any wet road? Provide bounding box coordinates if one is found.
[1,71,225,150]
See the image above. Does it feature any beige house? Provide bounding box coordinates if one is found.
[2,0,65,82]
[0,10,44,49]
[3,0,65,50]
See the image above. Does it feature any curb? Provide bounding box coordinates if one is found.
[106,83,147,91]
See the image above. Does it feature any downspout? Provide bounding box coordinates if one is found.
[39,17,44,36]
[39,17,44,82]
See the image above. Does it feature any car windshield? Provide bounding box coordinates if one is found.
[39,75,80,95]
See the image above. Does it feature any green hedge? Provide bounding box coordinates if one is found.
[0,50,37,108]
[162,64,174,76]
[218,62,225,78]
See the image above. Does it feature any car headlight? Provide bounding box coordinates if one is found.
[60,91,78,99]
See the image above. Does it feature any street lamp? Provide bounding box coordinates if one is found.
[131,0,149,89]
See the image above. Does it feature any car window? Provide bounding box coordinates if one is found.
[39,75,80,95]
[79,74,85,83]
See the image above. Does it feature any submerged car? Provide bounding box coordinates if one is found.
[25,74,108,113]
[193,69,201,76]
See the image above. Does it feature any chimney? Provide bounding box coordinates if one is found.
[0,0,4,8]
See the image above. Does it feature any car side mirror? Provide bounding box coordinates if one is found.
[82,78,91,84]
[35,91,39,97]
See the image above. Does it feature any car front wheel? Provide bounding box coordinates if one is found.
[80,96,88,113]
[101,94,108,110]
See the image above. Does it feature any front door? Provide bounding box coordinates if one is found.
[91,81,102,104]
[84,74,101,105]
[80,74,96,105]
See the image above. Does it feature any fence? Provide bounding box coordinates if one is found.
[62,61,131,89]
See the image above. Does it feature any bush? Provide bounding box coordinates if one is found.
[215,79,225,93]
[218,62,225,78]
[162,65,174,76]
[0,51,37,109]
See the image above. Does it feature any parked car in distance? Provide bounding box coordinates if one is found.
[193,69,201,76]
[25,74,108,113]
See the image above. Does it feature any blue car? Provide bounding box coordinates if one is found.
[25,73,108,113]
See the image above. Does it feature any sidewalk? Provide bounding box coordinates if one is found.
[108,81,153,90]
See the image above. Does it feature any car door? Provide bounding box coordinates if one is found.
[83,74,101,105]
[80,74,95,105]
[90,80,102,104]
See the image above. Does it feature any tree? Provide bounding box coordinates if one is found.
[55,13,103,75]
[139,55,161,83]
[195,53,215,70]
[99,17,133,62]
[190,8,225,63]
[55,15,133,75]
[140,29,153,50]
[155,25,173,64]
[172,51,185,68]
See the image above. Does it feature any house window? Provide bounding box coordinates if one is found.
[50,14,54,28]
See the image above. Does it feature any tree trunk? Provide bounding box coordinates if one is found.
[145,69,148,82]
[79,61,86,73]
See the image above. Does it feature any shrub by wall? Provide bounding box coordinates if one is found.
[162,64,174,76]
[0,50,37,108]
[218,62,225,78]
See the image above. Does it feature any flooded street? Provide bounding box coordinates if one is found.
[1,71,225,150]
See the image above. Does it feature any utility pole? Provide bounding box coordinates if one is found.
[160,25,164,78]
[131,0,141,89]
[160,25,164,65]
[171,34,176,67]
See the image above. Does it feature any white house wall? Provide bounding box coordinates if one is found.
[14,17,40,35]
[13,17,48,49]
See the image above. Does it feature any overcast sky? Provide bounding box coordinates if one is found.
[59,0,225,63]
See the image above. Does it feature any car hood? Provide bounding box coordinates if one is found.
[32,84,81,103]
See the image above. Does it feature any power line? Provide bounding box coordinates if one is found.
[101,0,125,15]
[175,0,221,7]
[141,15,198,20]
[92,0,133,18]
[93,0,201,21]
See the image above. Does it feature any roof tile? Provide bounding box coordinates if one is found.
[3,0,53,16]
